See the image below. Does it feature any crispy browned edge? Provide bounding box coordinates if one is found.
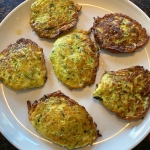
[114,66,150,120]
[92,13,149,53]
[27,90,101,137]
[81,30,100,88]
[0,38,40,57]
[30,3,82,39]
[94,66,150,120]
[1,38,46,61]
[0,38,47,88]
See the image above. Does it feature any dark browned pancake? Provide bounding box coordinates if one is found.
[92,13,149,53]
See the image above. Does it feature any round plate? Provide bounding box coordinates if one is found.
[0,0,150,150]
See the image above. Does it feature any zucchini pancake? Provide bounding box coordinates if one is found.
[27,90,101,149]
[50,30,99,89]
[30,0,82,38]
[0,38,47,91]
[92,13,149,53]
[93,66,150,120]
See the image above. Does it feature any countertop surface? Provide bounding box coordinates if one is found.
[0,0,150,149]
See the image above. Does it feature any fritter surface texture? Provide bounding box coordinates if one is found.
[50,30,99,89]
[30,0,82,38]
[92,13,149,53]
[27,90,100,149]
[0,38,47,91]
[93,66,150,120]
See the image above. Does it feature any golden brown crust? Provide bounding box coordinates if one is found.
[92,13,149,53]
[27,90,77,113]
[27,90,101,149]
[0,38,47,91]
[30,0,82,39]
[93,66,150,120]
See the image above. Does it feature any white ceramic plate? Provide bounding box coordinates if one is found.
[0,0,150,150]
